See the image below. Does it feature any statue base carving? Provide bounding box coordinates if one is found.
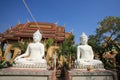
[13,63,47,70]
[74,64,104,70]
[74,60,104,70]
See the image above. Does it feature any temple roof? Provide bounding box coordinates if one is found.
[1,22,72,42]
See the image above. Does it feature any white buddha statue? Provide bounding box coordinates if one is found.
[75,32,104,70]
[14,30,47,69]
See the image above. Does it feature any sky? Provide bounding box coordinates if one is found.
[0,0,120,44]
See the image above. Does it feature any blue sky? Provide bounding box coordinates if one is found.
[0,0,120,44]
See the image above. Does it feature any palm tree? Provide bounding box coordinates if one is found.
[45,38,54,51]
[58,35,76,69]
[11,41,28,54]
[45,38,54,69]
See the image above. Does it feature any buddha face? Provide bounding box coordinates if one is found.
[80,36,88,45]
[33,34,41,42]
[33,30,42,42]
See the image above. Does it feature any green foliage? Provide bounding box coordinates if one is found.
[88,35,104,54]
[59,35,76,56]
[0,59,13,69]
[99,16,120,33]
[97,16,120,43]
[12,41,28,53]
[88,16,120,69]
[89,16,120,52]
[58,35,76,69]
[45,38,54,50]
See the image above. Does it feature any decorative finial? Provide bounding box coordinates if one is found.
[71,29,74,33]
[26,18,30,22]
[18,20,21,24]
[54,21,58,25]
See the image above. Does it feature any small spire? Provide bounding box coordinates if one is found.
[8,24,12,30]
[26,18,30,22]
[71,28,74,33]
[18,20,21,24]
[54,21,58,25]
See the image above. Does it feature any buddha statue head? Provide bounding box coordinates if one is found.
[33,30,42,42]
[80,32,88,45]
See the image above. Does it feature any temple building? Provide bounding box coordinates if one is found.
[0,22,72,62]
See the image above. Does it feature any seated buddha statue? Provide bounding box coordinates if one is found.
[14,30,47,69]
[75,32,104,70]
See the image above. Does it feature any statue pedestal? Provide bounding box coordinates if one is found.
[13,63,47,70]
[0,67,54,80]
[65,69,117,80]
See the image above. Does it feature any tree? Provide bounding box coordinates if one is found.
[12,41,28,54]
[97,16,120,43]
[45,38,54,69]
[88,35,104,60]
[88,16,120,69]
[45,38,54,51]
[58,35,76,69]
[89,16,120,53]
